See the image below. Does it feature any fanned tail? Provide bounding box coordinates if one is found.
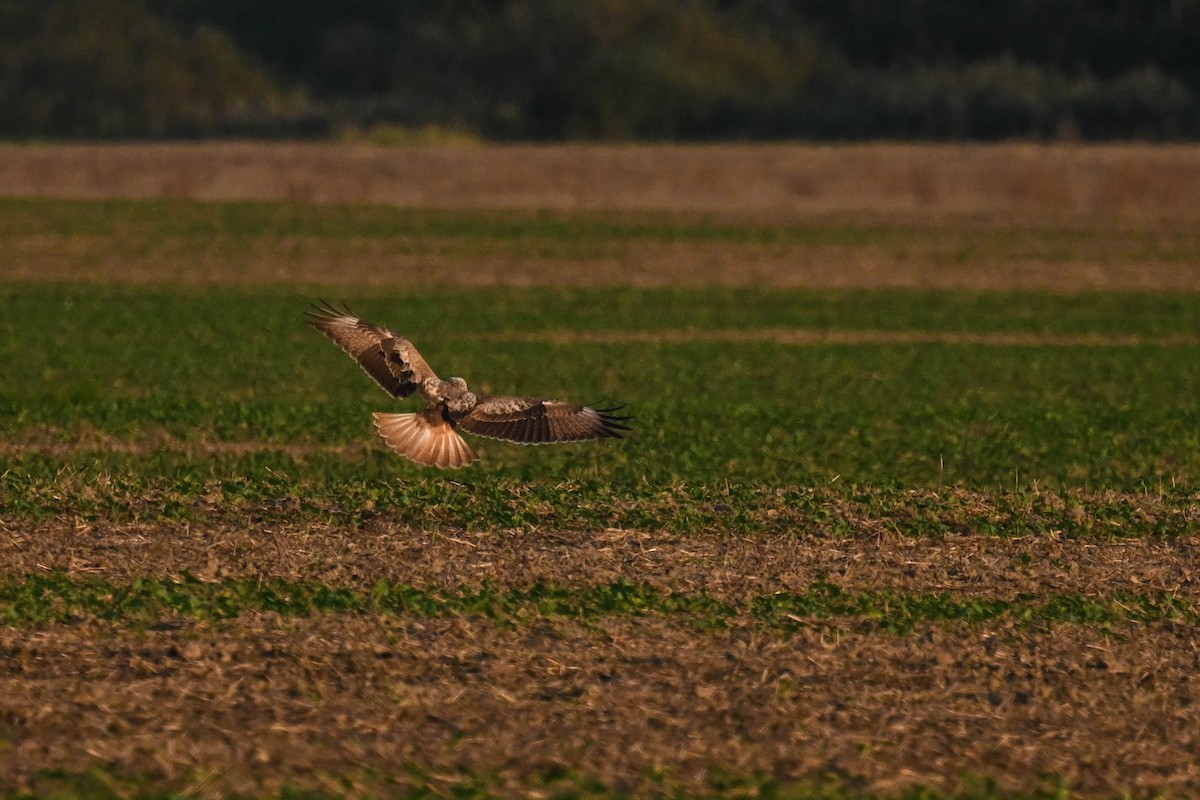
[372,412,479,469]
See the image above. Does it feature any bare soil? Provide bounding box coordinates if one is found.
[2,519,1200,797]
[4,614,1199,799]
[5,142,1200,221]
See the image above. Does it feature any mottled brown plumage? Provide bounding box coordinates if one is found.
[306,301,630,468]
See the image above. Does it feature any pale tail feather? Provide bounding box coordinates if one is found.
[372,412,479,468]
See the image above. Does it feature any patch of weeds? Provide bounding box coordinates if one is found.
[3,768,183,800]
[4,458,1197,540]
[0,765,1097,800]
[1,573,1195,634]
[0,573,735,628]
[752,584,1011,634]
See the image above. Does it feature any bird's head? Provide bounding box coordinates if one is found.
[440,377,476,416]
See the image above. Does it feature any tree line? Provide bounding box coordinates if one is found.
[2,0,1198,140]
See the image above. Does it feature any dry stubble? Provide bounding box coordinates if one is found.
[3,520,1200,795]
[5,142,1200,221]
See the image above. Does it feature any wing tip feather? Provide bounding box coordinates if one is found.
[591,403,633,439]
[305,298,357,328]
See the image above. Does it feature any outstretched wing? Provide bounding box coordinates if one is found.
[305,300,438,398]
[459,396,631,445]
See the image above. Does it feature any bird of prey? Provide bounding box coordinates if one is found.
[306,301,630,468]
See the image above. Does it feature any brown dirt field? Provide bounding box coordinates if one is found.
[4,615,1199,799]
[3,519,1200,797]
[5,142,1200,221]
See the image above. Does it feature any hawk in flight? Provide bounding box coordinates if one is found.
[306,301,630,468]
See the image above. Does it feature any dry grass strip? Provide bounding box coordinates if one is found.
[8,237,1200,291]
[483,329,1200,347]
[0,425,374,460]
[5,142,1200,221]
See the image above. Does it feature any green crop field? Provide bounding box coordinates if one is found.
[1,186,1199,800]
[4,283,1199,520]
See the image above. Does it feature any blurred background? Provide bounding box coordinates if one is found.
[2,0,1198,142]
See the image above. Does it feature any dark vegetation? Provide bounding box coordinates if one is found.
[1,0,1198,140]
[5,570,1199,631]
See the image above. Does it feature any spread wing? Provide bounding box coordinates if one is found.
[459,396,631,445]
[305,300,438,398]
